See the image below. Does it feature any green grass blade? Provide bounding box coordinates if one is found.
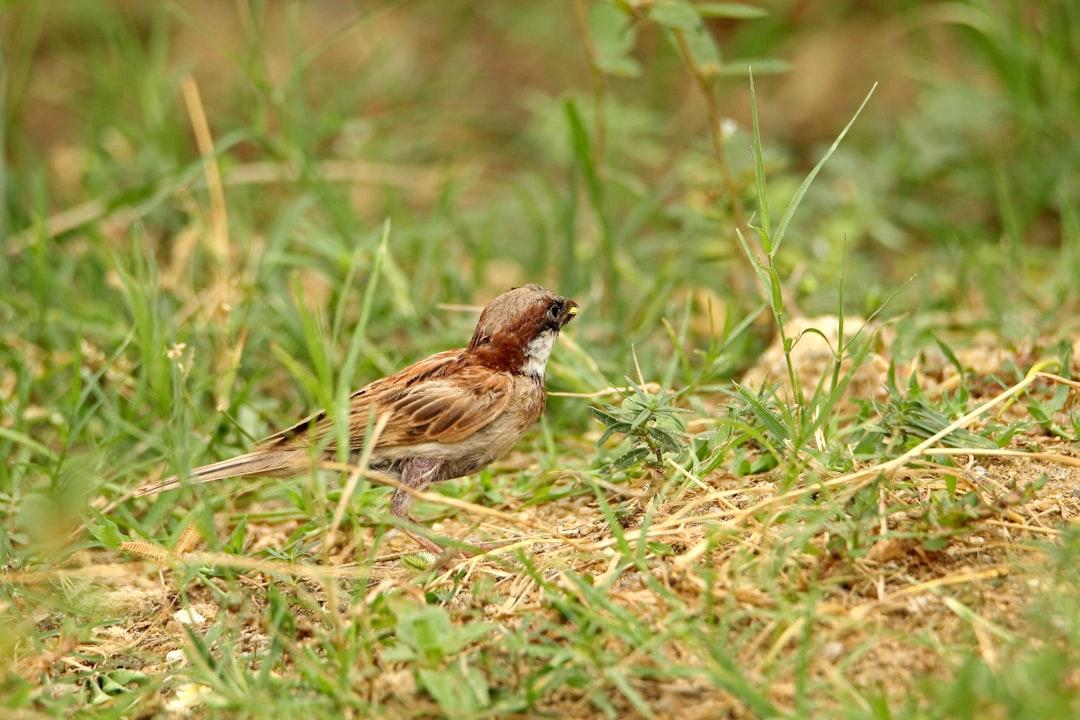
[749,70,771,243]
[771,83,877,256]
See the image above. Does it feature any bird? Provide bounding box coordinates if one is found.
[136,284,579,554]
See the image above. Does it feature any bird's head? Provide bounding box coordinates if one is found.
[467,284,578,376]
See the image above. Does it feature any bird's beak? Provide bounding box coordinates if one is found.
[560,299,579,327]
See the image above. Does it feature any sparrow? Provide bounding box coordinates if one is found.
[136,284,579,554]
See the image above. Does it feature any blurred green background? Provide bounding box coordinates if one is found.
[5,1,1076,324]
[4,0,1075,386]
[3,0,1077,460]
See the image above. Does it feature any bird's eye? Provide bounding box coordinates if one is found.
[548,303,562,319]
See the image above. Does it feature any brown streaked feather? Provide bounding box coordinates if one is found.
[382,367,513,444]
[135,449,305,496]
[259,350,513,452]
[257,350,464,448]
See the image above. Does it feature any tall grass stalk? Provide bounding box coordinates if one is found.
[740,72,876,441]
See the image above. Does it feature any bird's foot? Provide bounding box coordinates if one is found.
[404,531,515,569]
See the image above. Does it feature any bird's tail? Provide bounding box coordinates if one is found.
[135,450,305,497]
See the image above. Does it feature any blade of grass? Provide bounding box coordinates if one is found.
[749,70,771,247]
[771,83,877,256]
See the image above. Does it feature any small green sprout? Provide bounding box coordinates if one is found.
[590,381,688,473]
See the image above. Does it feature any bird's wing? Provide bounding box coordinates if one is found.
[370,364,514,445]
[259,350,513,451]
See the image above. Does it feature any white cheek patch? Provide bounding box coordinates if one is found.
[523,329,557,377]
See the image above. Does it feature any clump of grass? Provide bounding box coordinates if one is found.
[591,381,687,473]
[590,380,687,522]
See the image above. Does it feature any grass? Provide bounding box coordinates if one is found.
[2,1,1080,717]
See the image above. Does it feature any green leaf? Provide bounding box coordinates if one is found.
[647,541,675,556]
[630,406,652,430]
[395,606,452,666]
[590,2,641,77]
[680,24,721,69]
[85,508,124,549]
[395,606,492,669]
[565,100,604,210]
[736,228,771,293]
[695,2,767,19]
[749,71,770,239]
[0,427,58,462]
[648,427,685,454]
[733,383,789,441]
[649,1,701,31]
[418,664,490,717]
[613,447,650,470]
[1026,402,1051,424]
[105,670,149,686]
[767,266,784,313]
[589,405,621,426]
[932,334,965,379]
[598,422,632,446]
[270,342,323,408]
[89,683,113,705]
[338,218,389,399]
[225,516,248,554]
[922,536,949,551]
[289,272,333,408]
[606,666,656,718]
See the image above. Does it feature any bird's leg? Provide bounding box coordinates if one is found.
[390,458,513,562]
[391,457,445,555]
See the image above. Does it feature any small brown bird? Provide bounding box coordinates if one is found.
[137,285,579,553]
